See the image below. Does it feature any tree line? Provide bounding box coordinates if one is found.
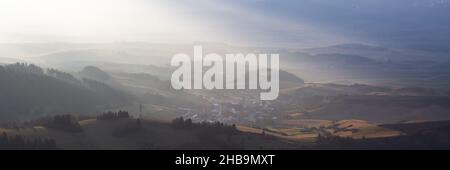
[0,132,57,150]
[171,117,239,135]
[97,110,130,120]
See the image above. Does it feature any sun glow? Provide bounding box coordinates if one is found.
[0,0,217,43]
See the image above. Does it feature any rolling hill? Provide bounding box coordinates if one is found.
[0,63,133,123]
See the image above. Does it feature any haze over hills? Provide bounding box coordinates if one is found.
[1,41,450,149]
[0,63,133,123]
[2,0,450,151]
[300,43,438,62]
[2,42,450,89]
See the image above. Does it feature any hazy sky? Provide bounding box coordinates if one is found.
[1,0,450,49]
[0,0,215,43]
[0,0,349,47]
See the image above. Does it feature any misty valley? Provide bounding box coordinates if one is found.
[1,42,450,150]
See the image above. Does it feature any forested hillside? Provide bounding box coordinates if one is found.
[0,63,133,123]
